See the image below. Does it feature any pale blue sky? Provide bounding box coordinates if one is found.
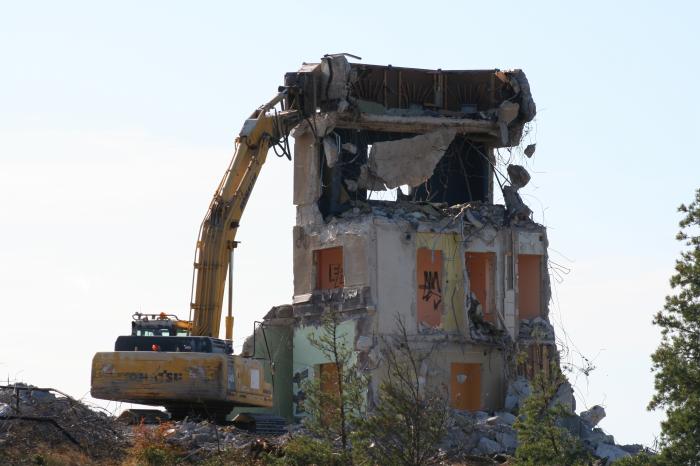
[1,0,698,447]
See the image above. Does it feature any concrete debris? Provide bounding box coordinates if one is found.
[494,411,517,426]
[549,380,576,415]
[595,442,632,464]
[323,135,340,167]
[477,437,503,455]
[342,142,357,154]
[504,376,531,413]
[502,185,532,220]
[359,129,457,190]
[332,199,525,235]
[498,102,520,145]
[320,55,353,102]
[358,164,389,191]
[503,69,537,122]
[507,164,531,190]
[524,143,536,157]
[292,112,337,138]
[0,384,127,462]
[580,405,607,427]
[519,317,556,342]
[438,406,647,463]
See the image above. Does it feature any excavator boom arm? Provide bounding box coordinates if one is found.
[190,92,300,337]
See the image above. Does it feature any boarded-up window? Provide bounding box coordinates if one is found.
[417,248,443,328]
[518,254,542,319]
[465,252,495,322]
[319,363,340,426]
[450,363,481,411]
[319,363,339,396]
[314,247,344,290]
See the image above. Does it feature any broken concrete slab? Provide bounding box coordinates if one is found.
[360,129,457,189]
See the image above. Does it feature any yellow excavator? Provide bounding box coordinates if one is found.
[91,90,302,421]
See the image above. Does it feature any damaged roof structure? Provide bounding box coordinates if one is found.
[243,55,553,428]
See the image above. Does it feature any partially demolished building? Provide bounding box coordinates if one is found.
[245,56,551,421]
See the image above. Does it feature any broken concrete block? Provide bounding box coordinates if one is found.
[595,443,631,464]
[494,411,517,426]
[507,164,531,190]
[505,376,531,413]
[477,436,503,455]
[580,405,606,427]
[494,430,518,453]
[549,381,576,415]
[524,143,536,158]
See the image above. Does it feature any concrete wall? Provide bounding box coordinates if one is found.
[293,221,373,297]
[232,322,293,421]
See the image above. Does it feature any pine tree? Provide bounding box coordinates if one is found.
[354,318,449,466]
[513,363,590,466]
[648,189,700,465]
[301,309,367,459]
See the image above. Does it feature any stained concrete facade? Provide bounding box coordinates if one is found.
[247,57,550,421]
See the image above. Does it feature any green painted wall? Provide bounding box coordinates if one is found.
[291,319,357,419]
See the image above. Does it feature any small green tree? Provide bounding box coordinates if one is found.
[302,308,367,459]
[354,318,449,466]
[648,189,700,465]
[514,364,590,466]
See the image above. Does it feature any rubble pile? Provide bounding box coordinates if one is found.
[440,410,518,459]
[0,384,127,462]
[133,418,309,463]
[334,199,535,232]
[160,419,255,458]
[438,402,648,465]
[518,317,556,342]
